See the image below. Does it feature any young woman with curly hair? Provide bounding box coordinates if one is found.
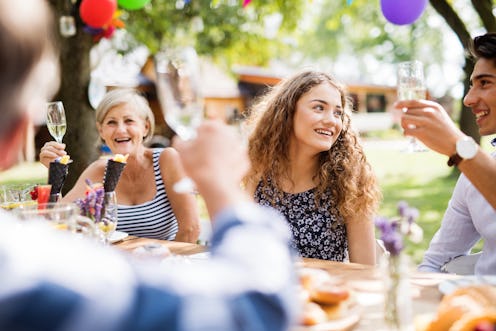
[244,70,381,265]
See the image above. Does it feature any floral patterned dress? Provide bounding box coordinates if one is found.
[254,179,348,261]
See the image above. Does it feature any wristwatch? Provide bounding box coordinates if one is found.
[447,136,478,167]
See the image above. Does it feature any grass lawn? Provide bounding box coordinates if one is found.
[0,162,47,185]
[363,138,457,263]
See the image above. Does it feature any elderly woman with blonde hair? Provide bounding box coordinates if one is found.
[40,88,200,243]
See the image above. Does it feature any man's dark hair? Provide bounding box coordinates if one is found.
[471,32,496,62]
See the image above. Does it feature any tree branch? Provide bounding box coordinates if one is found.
[471,0,496,32]
[429,0,471,50]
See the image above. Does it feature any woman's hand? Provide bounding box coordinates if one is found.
[39,141,66,167]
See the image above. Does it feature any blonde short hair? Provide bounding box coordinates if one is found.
[95,88,155,144]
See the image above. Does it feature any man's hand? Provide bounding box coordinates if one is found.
[173,121,251,218]
[395,99,465,156]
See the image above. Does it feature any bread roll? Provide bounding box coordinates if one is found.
[310,279,350,305]
[298,267,332,291]
[320,302,347,320]
[450,310,496,331]
[423,285,496,331]
[297,267,352,326]
[300,301,327,326]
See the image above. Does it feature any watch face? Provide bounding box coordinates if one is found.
[457,137,477,159]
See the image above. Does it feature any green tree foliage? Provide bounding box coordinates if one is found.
[125,0,305,66]
[295,0,445,74]
[49,0,494,187]
[295,0,494,141]
[48,0,308,188]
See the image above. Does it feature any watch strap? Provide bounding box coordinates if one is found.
[447,153,463,167]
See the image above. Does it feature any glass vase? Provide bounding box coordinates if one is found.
[382,253,414,331]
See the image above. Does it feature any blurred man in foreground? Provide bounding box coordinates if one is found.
[0,1,297,330]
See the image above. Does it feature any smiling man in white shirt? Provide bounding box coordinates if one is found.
[396,32,496,275]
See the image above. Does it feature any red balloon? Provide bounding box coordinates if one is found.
[80,0,117,28]
[380,0,428,26]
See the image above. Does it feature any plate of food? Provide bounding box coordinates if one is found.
[438,276,496,295]
[109,230,128,244]
[293,268,362,331]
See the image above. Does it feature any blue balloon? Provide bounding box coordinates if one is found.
[380,0,428,25]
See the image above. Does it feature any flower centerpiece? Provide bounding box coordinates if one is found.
[75,179,116,241]
[75,179,105,222]
[75,154,127,244]
[375,201,423,331]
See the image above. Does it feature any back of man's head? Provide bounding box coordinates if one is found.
[0,0,59,137]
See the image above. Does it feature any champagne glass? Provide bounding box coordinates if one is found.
[98,191,118,245]
[46,101,67,143]
[395,60,427,153]
[155,46,203,193]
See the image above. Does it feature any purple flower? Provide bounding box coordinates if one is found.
[397,200,419,225]
[375,217,403,256]
[75,179,105,223]
[397,201,408,218]
[375,201,422,256]
[94,188,104,222]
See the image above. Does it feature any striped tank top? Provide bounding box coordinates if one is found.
[116,149,178,240]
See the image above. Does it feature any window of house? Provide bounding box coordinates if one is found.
[366,94,386,113]
[348,93,359,112]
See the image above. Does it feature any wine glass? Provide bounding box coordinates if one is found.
[46,101,67,143]
[0,183,36,210]
[395,60,427,153]
[98,191,118,245]
[14,202,100,240]
[14,202,78,231]
[155,46,203,193]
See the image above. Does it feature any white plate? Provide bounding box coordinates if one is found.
[293,303,362,331]
[438,275,496,295]
[110,231,128,244]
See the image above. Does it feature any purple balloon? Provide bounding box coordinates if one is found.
[380,0,428,25]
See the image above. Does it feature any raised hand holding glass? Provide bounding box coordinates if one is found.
[155,46,203,193]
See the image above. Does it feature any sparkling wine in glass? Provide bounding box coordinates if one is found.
[46,101,67,144]
[99,191,118,245]
[396,60,427,153]
[155,46,203,193]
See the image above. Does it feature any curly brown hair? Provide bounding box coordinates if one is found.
[244,70,381,222]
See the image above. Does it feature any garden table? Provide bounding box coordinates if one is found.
[115,236,458,331]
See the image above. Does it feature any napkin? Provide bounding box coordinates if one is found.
[103,158,126,192]
[48,161,69,198]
